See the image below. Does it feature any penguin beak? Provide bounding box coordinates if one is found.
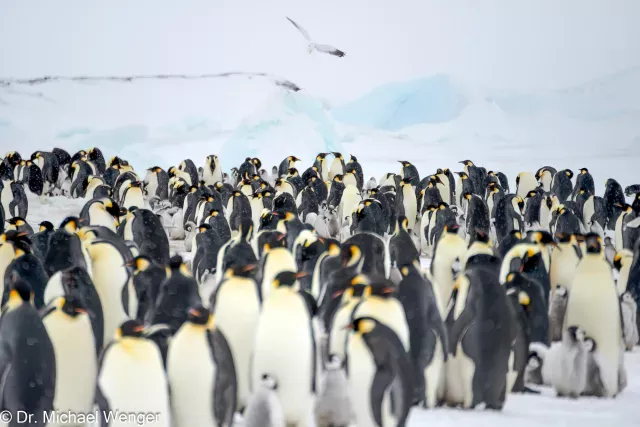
[74,308,88,314]
[343,323,355,330]
[295,272,308,279]
[332,290,344,298]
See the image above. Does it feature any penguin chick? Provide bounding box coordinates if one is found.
[548,285,569,342]
[544,326,590,398]
[314,355,352,427]
[243,374,285,427]
[620,291,638,351]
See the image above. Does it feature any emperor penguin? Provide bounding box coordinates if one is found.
[314,355,352,427]
[0,279,56,426]
[397,260,447,408]
[350,275,410,351]
[167,305,237,427]
[79,198,120,232]
[620,291,639,351]
[210,264,262,412]
[313,152,330,181]
[127,208,171,265]
[243,374,286,427]
[95,320,171,427]
[614,203,634,251]
[86,237,137,345]
[252,271,317,427]
[541,326,591,397]
[278,155,301,178]
[41,295,97,423]
[259,232,297,300]
[398,178,418,231]
[445,266,513,410]
[87,147,106,174]
[549,281,570,343]
[204,154,223,186]
[328,281,369,360]
[121,180,146,210]
[143,166,170,201]
[328,152,345,180]
[563,233,624,397]
[345,317,414,427]
[613,250,633,295]
[339,183,361,227]
[430,225,467,312]
[536,166,556,192]
[551,169,574,202]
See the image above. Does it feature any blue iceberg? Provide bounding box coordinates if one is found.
[331,74,468,131]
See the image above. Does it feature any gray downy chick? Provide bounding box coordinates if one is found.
[243,374,285,427]
[544,326,590,398]
[314,355,353,427]
[548,285,569,342]
[620,292,638,351]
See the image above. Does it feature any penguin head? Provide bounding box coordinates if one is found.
[615,203,632,213]
[272,271,305,289]
[520,246,542,272]
[613,251,632,270]
[526,190,538,199]
[260,374,278,391]
[167,255,192,278]
[554,232,572,244]
[7,278,33,304]
[116,320,146,339]
[251,174,262,182]
[331,152,342,160]
[584,233,602,254]
[225,263,257,279]
[60,216,81,233]
[564,169,574,179]
[100,198,121,218]
[333,174,344,184]
[474,228,491,244]
[187,304,215,328]
[566,325,585,343]
[1,230,32,256]
[454,171,468,179]
[198,224,211,233]
[582,337,596,353]
[459,160,473,167]
[128,255,152,275]
[395,216,409,233]
[286,168,299,177]
[57,295,88,318]
[327,240,341,257]
[340,244,362,267]
[39,221,54,232]
[263,231,287,252]
[443,224,460,235]
[347,316,378,335]
[579,168,589,175]
[6,217,27,229]
[252,158,262,169]
[239,218,254,241]
[555,285,568,297]
[527,230,555,247]
[316,153,327,161]
[504,273,531,308]
[288,156,301,163]
[400,178,413,187]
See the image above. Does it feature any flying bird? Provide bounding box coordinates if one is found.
[286,16,346,58]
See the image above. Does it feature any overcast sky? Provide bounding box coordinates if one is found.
[1,0,639,102]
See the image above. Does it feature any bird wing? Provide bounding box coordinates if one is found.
[286,16,312,41]
[314,44,346,57]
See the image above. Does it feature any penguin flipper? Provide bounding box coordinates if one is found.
[209,329,238,427]
[370,368,395,427]
[0,362,11,410]
[94,383,111,426]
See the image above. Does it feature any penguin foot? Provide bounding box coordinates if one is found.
[521,386,541,394]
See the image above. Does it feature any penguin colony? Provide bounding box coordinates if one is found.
[0,148,638,427]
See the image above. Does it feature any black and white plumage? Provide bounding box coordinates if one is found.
[286,17,346,57]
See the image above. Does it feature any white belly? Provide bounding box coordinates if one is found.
[340,185,361,224]
[99,341,171,427]
[252,291,314,425]
[328,300,359,359]
[403,190,418,231]
[143,171,158,201]
[92,260,132,344]
[167,325,216,427]
[89,205,117,232]
[565,257,621,396]
[123,188,145,210]
[44,312,97,415]
[1,183,13,217]
[213,279,261,409]
[261,249,297,300]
